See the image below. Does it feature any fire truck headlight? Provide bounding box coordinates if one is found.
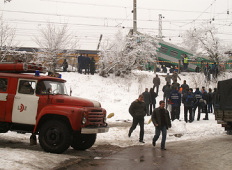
[82,117,87,125]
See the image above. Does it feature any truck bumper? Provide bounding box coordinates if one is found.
[81,127,109,134]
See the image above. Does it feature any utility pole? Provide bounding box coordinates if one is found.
[133,0,137,34]
[158,14,164,39]
[96,34,103,50]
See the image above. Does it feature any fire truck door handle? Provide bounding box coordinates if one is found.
[15,96,20,99]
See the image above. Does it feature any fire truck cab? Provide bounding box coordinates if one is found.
[0,62,109,153]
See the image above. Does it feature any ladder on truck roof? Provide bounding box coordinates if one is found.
[0,61,47,73]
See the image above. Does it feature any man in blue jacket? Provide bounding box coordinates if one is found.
[182,88,196,123]
[193,88,203,121]
[169,86,181,121]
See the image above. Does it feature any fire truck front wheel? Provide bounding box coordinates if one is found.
[71,134,96,150]
[39,120,71,154]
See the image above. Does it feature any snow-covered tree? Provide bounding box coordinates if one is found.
[181,24,229,63]
[4,0,12,3]
[34,22,78,72]
[0,15,19,62]
[99,30,159,77]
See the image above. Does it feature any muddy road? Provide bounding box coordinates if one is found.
[56,135,232,170]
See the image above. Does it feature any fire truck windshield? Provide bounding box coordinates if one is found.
[36,80,68,95]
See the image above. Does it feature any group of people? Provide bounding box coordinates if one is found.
[128,71,181,150]
[140,71,182,118]
[165,79,216,123]
[128,71,217,150]
[195,62,219,82]
[62,55,96,74]
[128,97,171,150]
[77,54,96,75]
[204,62,219,81]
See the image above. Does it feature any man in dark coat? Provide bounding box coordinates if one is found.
[195,66,200,73]
[169,66,174,73]
[90,57,95,75]
[128,94,147,143]
[212,88,217,109]
[202,89,209,120]
[172,70,181,83]
[162,83,172,109]
[78,54,84,73]
[84,55,91,74]
[149,88,157,116]
[162,65,167,73]
[142,88,152,116]
[62,59,68,72]
[153,74,160,95]
[181,80,189,96]
[165,73,172,85]
[152,100,171,150]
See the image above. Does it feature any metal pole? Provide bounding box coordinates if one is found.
[133,0,137,33]
[154,62,157,73]
[158,14,163,39]
[178,60,181,74]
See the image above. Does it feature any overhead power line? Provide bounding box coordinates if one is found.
[41,0,227,15]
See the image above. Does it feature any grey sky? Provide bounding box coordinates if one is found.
[0,0,231,50]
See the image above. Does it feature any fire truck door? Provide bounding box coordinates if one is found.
[0,78,8,120]
[0,93,7,120]
[12,80,39,125]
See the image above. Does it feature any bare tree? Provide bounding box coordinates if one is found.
[0,15,19,62]
[182,24,229,63]
[4,0,12,3]
[34,21,78,72]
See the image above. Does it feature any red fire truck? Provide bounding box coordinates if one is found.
[0,62,109,153]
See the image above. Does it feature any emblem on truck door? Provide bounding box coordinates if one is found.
[18,104,27,112]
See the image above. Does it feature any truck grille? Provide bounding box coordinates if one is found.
[87,109,104,126]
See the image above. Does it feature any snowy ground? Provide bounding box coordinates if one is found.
[0,70,231,169]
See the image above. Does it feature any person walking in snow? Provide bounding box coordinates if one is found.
[165,73,172,85]
[149,88,157,115]
[162,83,172,109]
[152,100,171,150]
[142,88,152,116]
[181,80,189,96]
[202,89,209,120]
[128,94,147,143]
[207,88,213,113]
[153,74,160,95]
[172,70,181,83]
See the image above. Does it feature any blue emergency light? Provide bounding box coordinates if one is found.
[35,70,40,76]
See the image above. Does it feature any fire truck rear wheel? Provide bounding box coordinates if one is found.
[39,120,71,154]
[71,134,96,150]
